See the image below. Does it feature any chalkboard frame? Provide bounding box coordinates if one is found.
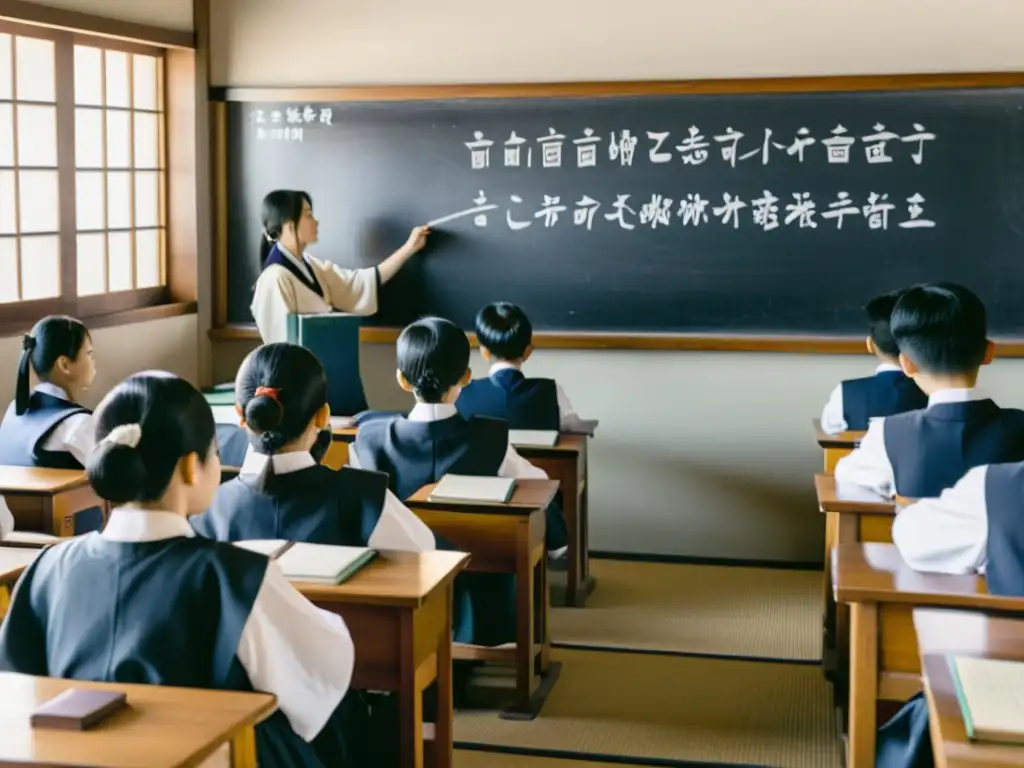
[209,71,1024,355]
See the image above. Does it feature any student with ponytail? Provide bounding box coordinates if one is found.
[0,315,101,534]
[192,342,435,552]
[252,189,431,343]
[0,372,380,768]
[351,317,569,647]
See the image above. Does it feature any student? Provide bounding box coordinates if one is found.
[833,283,1024,499]
[456,301,594,432]
[872,460,1024,768]
[252,189,430,344]
[819,290,927,435]
[0,316,102,534]
[351,316,568,645]
[192,343,435,552]
[0,372,377,768]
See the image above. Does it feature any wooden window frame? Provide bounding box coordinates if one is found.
[0,11,196,334]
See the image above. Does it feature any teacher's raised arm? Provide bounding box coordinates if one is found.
[250,189,430,343]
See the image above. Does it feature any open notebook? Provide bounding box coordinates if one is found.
[509,430,559,447]
[276,542,376,585]
[428,475,516,504]
[948,654,1024,744]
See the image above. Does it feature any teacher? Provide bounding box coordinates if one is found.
[251,189,430,343]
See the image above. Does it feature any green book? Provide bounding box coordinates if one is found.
[286,313,369,415]
[947,654,1024,744]
[276,542,377,585]
[203,389,236,407]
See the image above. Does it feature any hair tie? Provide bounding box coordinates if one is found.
[263,229,274,244]
[415,371,441,394]
[254,386,281,405]
[22,334,35,352]
[102,423,142,450]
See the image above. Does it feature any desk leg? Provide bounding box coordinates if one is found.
[514,535,535,713]
[535,556,550,675]
[399,612,424,768]
[822,511,837,670]
[848,602,878,768]
[230,726,258,768]
[432,588,453,768]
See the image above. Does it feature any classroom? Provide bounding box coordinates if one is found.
[1,1,1024,767]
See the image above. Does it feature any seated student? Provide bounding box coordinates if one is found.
[819,289,927,435]
[872,460,1024,768]
[350,316,568,645]
[456,301,592,432]
[0,372,379,768]
[0,316,102,534]
[192,342,435,552]
[833,283,1024,499]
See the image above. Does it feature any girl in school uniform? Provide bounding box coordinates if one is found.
[192,342,435,552]
[0,315,102,534]
[252,189,431,343]
[0,372,377,768]
[351,316,568,646]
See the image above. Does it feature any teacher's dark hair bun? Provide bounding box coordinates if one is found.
[87,372,216,504]
[235,343,329,492]
[397,317,470,404]
[259,189,313,266]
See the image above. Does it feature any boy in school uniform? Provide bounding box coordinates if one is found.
[873,460,1024,767]
[819,290,927,435]
[456,302,594,432]
[833,283,1024,499]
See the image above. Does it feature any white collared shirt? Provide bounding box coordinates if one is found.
[833,387,990,498]
[819,363,903,436]
[488,361,591,433]
[891,465,990,575]
[100,508,353,742]
[241,450,436,552]
[251,243,379,344]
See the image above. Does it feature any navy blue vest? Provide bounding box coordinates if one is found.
[353,414,508,500]
[982,462,1024,597]
[0,391,91,470]
[883,400,1024,498]
[193,464,389,546]
[456,369,560,430]
[840,371,928,431]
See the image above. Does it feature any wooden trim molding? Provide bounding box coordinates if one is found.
[210,72,1024,354]
[0,0,194,49]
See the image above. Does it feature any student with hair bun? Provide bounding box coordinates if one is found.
[0,315,101,535]
[351,316,568,646]
[192,342,435,552]
[0,372,377,768]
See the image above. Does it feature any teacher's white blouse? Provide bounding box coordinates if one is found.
[251,244,379,343]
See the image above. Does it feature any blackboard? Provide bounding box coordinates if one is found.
[219,79,1024,340]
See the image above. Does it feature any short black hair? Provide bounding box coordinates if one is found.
[16,315,90,415]
[87,372,216,504]
[890,283,989,375]
[864,290,904,358]
[397,317,470,403]
[236,343,328,491]
[475,302,533,360]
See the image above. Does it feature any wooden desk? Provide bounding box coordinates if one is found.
[406,479,561,720]
[0,467,106,537]
[0,547,39,620]
[812,418,864,473]
[297,550,469,768]
[832,543,1024,768]
[0,671,274,767]
[915,610,1024,767]
[324,425,358,470]
[514,434,592,607]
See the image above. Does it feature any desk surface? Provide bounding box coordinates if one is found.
[812,418,866,449]
[0,467,89,494]
[295,549,469,609]
[515,433,586,454]
[406,479,560,515]
[0,547,40,581]
[832,543,1024,611]
[815,473,897,514]
[923,652,1024,767]
[915,608,1024,657]
[0,672,275,767]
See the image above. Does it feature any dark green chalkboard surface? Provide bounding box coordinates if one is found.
[220,79,1024,339]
